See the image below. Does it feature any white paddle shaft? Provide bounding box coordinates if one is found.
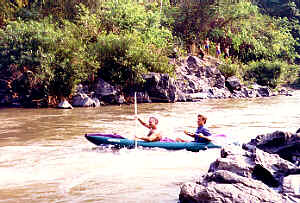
[134,92,138,148]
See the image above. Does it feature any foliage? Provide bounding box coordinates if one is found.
[256,0,300,20]
[0,1,16,27]
[218,62,240,79]
[256,0,300,61]
[1,0,299,106]
[244,60,299,88]
[93,32,172,91]
[98,0,173,48]
[172,0,216,44]
[172,0,297,63]
[0,17,98,99]
[88,0,174,90]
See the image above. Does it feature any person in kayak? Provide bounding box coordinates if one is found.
[176,114,212,142]
[135,116,162,142]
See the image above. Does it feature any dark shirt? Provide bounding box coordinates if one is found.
[194,126,211,142]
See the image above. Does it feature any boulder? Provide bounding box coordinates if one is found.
[95,78,118,97]
[72,93,100,107]
[180,170,286,203]
[179,131,300,203]
[57,100,73,109]
[143,73,176,102]
[244,130,300,165]
[282,174,300,197]
[226,76,242,91]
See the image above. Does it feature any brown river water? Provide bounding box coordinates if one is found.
[0,91,299,202]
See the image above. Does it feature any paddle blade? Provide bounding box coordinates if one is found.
[214,134,227,138]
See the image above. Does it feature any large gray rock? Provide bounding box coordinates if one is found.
[180,170,285,203]
[179,131,300,203]
[282,174,300,199]
[174,56,229,101]
[170,56,285,102]
[226,76,242,91]
[143,73,176,102]
[94,78,126,104]
[57,100,73,109]
[72,93,100,107]
[244,130,300,165]
[95,78,118,97]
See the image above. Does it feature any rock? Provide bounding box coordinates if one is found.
[278,87,293,96]
[82,97,100,107]
[95,78,118,97]
[72,93,100,107]
[143,73,176,102]
[245,130,300,165]
[282,174,300,197]
[249,84,272,97]
[2,55,294,107]
[72,93,88,107]
[135,92,151,103]
[179,131,300,203]
[75,84,85,94]
[180,171,285,203]
[94,78,129,104]
[241,87,257,98]
[226,76,242,91]
[252,148,295,187]
[57,100,73,109]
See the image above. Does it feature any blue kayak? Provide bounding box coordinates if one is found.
[85,133,221,152]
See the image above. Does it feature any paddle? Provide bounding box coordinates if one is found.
[185,131,212,142]
[134,92,138,148]
[185,131,227,142]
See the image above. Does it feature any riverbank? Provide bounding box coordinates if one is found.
[0,55,296,109]
[57,55,297,108]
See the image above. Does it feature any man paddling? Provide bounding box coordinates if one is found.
[135,116,162,142]
[176,114,212,143]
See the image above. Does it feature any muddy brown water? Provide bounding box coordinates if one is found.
[0,91,299,202]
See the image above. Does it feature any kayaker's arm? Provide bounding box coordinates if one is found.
[137,117,150,128]
[184,130,212,141]
[184,130,195,137]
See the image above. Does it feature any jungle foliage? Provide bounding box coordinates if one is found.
[0,0,299,103]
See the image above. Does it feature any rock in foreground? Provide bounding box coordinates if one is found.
[179,130,300,203]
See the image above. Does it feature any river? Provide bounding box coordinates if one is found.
[0,91,299,202]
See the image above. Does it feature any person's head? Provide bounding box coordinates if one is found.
[197,114,207,126]
[149,116,159,127]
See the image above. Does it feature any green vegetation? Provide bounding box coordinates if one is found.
[244,60,299,88]
[0,0,299,105]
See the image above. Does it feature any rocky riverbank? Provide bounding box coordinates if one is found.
[179,130,300,203]
[64,55,294,108]
[0,55,294,108]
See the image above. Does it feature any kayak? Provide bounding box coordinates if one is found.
[85,133,221,152]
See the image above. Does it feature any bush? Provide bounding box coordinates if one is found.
[88,0,175,91]
[0,17,98,100]
[93,32,172,91]
[218,62,239,79]
[244,60,299,88]
[173,0,297,63]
